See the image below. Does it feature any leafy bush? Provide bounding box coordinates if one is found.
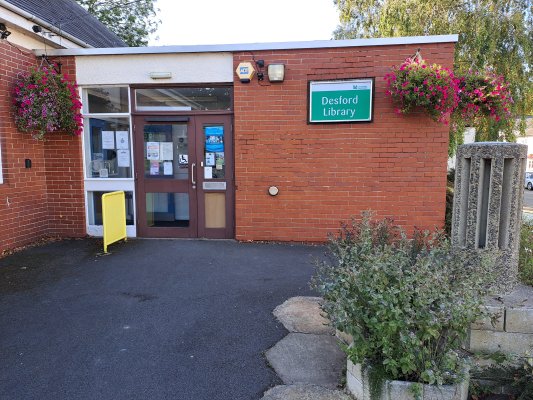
[312,213,495,389]
[519,218,533,287]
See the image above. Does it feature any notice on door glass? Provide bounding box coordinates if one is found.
[163,161,173,176]
[215,152,224,170]
[204,167,213,179]
[150,161,159,175]
[147,142,160,160]
[160,142,173,161]
[205,152,215,166]
[205,126,224,152]
[178,154,188,165]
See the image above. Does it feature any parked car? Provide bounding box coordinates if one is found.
[526,172,533,190]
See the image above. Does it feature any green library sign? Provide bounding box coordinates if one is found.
[309,79,374,123]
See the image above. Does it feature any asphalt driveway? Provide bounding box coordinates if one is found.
[0,238,325,400]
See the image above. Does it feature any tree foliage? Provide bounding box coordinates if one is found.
[76,0,160,47]
[333,0,533,145]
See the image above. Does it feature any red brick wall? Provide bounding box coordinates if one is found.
[0,43,84,253]
[43,57,85,238]
[233,42,455,241]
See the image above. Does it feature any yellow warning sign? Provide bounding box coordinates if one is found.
[102,191,127,253]
[235,61,255,82]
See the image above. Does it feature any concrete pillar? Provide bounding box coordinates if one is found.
[451,142,527,293]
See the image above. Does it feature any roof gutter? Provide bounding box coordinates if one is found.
[38,34,459,57]
[0,0,94,48]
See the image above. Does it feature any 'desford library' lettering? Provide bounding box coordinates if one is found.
[322,95,359,117]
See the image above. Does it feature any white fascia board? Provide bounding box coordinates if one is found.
[36,35,459,57]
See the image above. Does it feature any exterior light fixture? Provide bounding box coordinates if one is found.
[149,72,172,79]
[267,64,285,82]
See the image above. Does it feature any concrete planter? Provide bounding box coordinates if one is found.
[346,360,469,400]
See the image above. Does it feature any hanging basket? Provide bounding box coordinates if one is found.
[455,69,513,123]
[384,55,459,123]
[12,65,83,140]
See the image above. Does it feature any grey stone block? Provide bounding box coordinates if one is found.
[469,330,533,353]
[266,333,346,389]
[261,384,351,400]
[387,380,417,400]
[471,305,504,332]
[273,296,334,335]
[451,142,528,294]
[347,361,469,400]
[336,329,354,345]
[505,307,533,333]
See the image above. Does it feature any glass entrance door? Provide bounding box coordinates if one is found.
[135,118,197,237]
[134,115,233,238]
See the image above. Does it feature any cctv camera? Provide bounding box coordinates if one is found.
[32,25,42,33]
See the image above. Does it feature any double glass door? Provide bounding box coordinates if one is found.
[134,115,233,238]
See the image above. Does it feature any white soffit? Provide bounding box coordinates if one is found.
[75,53,234,85]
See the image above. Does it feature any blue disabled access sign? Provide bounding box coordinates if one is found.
[309,79,374,123]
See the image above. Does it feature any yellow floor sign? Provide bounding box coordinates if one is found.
[102,191,127,253]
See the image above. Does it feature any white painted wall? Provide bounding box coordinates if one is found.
[75,53,234,85]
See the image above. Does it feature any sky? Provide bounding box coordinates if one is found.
[148,0,340,46]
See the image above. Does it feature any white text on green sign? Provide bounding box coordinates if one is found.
[309,79,373,123]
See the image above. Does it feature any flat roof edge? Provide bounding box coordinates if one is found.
[34,35,459,57]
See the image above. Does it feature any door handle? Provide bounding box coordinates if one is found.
[191,162,196,188]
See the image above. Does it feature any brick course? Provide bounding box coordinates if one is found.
[0,42,84,253]
[233,43,455,241]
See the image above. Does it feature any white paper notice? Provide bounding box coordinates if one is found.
[160,142,174,161]
[150,161,159,175]
[205,152,215,166]
[116,131,129,149]
[102,131,115,149]
[117,149,130,167]
[147,142,160,160]
[163,161,173,176]
[204,167,213,179]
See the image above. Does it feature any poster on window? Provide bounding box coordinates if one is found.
[147,142,160,160]
[102,131,115,149]
[160,142,173,161]
[205,126,224,152]
[117,149,130,167]
[116,131,129,149]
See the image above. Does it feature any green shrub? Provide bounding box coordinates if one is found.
[312,213,495,389]
[519,218,533,286]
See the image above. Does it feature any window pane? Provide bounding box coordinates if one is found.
[85,117,132,178]
[88,191,134,225]
[204,125,225,179]
[146,193,189,227]
[144,123,188,179]
[85,87,129,113]
[135,87,232,111]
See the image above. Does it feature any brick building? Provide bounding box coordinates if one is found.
[1,32,458,251]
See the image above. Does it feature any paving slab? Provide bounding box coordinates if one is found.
[273,296,334,335]
[261,384,351,400]
[265,333,346,389]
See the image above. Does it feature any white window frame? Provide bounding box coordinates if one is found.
[80,85,136,237]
